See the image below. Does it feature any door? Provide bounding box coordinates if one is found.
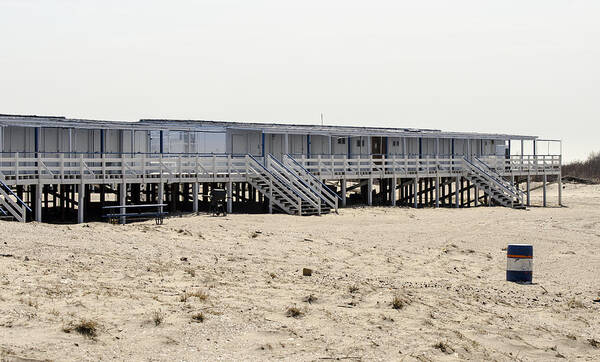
[232,134,248,155]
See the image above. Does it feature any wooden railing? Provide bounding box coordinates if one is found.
[477,155,562,174]
[0,153,248,183]
[0,153,562,184]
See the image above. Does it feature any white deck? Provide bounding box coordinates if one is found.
[0,153,561,186]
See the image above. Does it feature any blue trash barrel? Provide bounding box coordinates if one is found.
[506,244,533,283]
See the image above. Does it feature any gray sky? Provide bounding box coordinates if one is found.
[1,1,598,161]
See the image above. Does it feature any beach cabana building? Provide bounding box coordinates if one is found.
[0,114,562,223]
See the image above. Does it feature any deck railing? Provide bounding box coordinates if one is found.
[0,153,561,184]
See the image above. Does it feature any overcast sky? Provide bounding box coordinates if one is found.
[0,1,598,161]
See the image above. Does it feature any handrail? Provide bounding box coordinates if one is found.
[267,155,321,210]
[0,177,32,213]
[247,154,304,210]
[473,157,526,201]
[463,157,520,201]
[285,154,342,202]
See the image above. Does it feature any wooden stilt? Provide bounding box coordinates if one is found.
[543,174,547,207]
[526,175,531,207]
[77,184,85,224]
[455,176,460,208]
[413,178,418,208]
[227,181,233,214]
[435,176,440,208]
[35,184,42,222]
[119,183,126,224]
[341,179,347,207]
[192,182,199,213]
[391,177,396,206]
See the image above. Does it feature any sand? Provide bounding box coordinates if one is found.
[1,182,599,361]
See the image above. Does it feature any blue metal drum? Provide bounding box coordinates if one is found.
[506,244,533,283]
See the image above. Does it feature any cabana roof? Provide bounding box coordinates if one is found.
[0,114,537,140]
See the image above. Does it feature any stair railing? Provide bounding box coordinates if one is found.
[267,155,321,214]
[462,157,522,205]
[0,176,31,222]
[473,157,526,204]
[246,155,302,215]
[284,154,340,213]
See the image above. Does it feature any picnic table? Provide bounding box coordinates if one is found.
[102,204,168,225]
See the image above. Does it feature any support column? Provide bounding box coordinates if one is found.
[526,175,531,206]
[455,176,460,208]
[435,176,440,208]
[77,184,85,224]
[35,184,42,222]
[192,182,199,213]
[367,178,373,206]
[413,178,418,208]
[227,181,233,214]
[474,186,479,207]
[543,174,547,207]
[119,183,127,224]
[158,183,164,214]
[341,179,347,207]
[391,176,397,206]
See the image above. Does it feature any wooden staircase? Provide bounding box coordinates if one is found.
[245,155,333,216]
[0,176,30,222]
[463,157,526,209]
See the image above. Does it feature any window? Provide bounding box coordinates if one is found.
[356,139,365,147]
[337,137,346,145]
[392,140,400,147]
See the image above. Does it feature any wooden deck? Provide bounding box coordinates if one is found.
[0,153,561,186]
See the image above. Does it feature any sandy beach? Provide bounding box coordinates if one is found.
[1,182,599,361]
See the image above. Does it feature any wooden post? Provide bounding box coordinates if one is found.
[192,182,199,213]
[474,185,479,207]
[35,184,42,222]
[268,178,273,214]
[227,181,233,214]
[367,178,373,206]
[526,175,531,206]
[413,178,418,208]
[391,176,396,206]
[543,174,547,207]
[158,183,164,214]
[455,176,460,208]
[119,183,126,224]
[341,179,347,207]
[77,184,85,224]
[435,176,440,208]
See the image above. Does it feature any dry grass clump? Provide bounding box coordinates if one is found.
[348,285,359,294]
[567,298,585,309]
[303,294,317,304]
[184,268,196,277]
[391,295,411,310]
[190,290,208,301]
[179,290,208,303]
[433,341,454,354]
[152,310,164,326]
[286,305,304,318]
[191,312,205,323]
[64,319,99,338]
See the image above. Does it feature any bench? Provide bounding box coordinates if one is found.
[102,204,168,225]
